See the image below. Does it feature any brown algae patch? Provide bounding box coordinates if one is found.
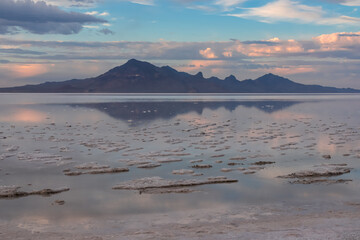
[191,164,212,169]
[112,176,237,192]
[75,162,110,170]
[137,163,161,169]
[290,179,352,184]
[64,167,129,176]
[278,164,351,178]
[252,161,275,166]
[278,164,352,184]
[139,188,196,194]
[0,186,69,199]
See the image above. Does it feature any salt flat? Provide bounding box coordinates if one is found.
[1,93,360,239]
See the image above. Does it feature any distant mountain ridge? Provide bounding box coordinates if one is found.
[0,59,359,93]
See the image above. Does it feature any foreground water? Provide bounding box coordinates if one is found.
[1,93,360,238]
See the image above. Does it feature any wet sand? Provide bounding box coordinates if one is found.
[1,201,360,240]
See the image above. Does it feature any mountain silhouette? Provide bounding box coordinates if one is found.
[0,59,359,93]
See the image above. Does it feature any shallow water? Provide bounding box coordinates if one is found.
[1,93,360,224]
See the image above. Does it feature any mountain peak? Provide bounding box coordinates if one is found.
[124,59,149,67]
[224,75,237,81]
[264,73,276,77]
[258,73,282,79]
[256,73,291,83]
[195,72,204,78]
[100,59,157,78]
[127,58,138,62]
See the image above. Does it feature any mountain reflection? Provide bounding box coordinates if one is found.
[69,100,304,124]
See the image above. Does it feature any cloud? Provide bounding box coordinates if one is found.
[98,28,115,35]
[186,5,216,12]
[86,11,110,16]
[173,0,247,12]
[0,0,106,35]
[199,47,218,59]
[1,30,360,88]
[0,48,46,55]
[83,25,99,29]
[2,31,360,61]
[2,63,49,78]
[34,0,99,8]
[177,60,226,75]
[340,0,360,6]
[305,32,360,59]
[267,66,316,76]
[228,0,360,25]
[213,0,246,10]
[0,61,113,87]
[314,31,360,46]
[127,0,155,5]
[85,11,99,15]
[224,38,304,57]
[99,12,109,16]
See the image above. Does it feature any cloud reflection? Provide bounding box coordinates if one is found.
[0,108,46,123]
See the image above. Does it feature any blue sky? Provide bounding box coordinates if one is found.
[1,0,360,88]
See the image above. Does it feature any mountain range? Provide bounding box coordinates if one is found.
[0,59,359,93]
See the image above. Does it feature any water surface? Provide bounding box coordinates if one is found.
[1,93,360,224]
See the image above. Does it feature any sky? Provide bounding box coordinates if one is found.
[1,0,360,88]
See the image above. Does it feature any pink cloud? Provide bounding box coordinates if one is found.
[227,38,304,57]
[266,66,316,76]
[3,64,49,78]
[313,31,360,51]
[199,48,218,59]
